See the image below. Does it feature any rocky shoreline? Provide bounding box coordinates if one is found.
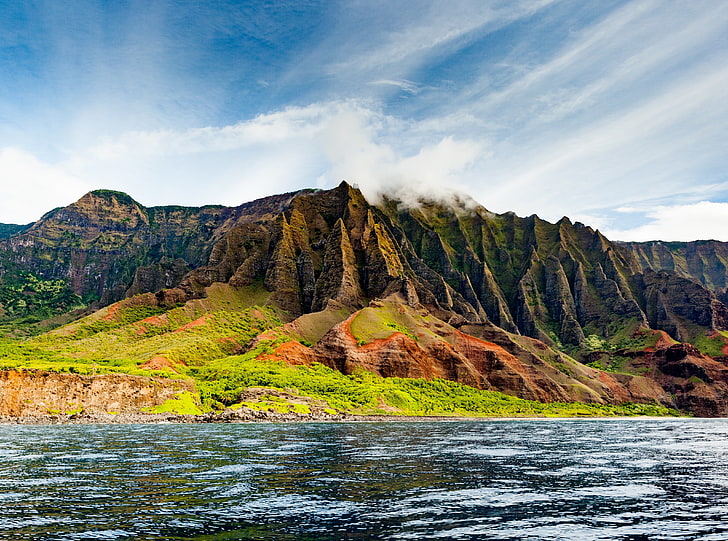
[0,409,481,425]
[0,410,690,425]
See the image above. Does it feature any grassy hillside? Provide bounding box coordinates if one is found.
[194,354,677,417]
[0,283,679,418]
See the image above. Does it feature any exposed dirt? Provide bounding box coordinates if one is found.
[0,370,193,416]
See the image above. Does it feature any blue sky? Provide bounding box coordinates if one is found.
[1,0,727,241]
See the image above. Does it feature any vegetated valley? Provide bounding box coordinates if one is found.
[2,182,728,420]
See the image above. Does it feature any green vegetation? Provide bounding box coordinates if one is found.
[604,320,667,351]
[291,307,352,345]
[0,283,683,419]
[691,331,728,357]
[194,356,679,417]
[0,337,174,377]
[585,353,639,374]
[577,323,678,374]
[89,189,141,208]
[0,272,84,323]
[583,334,609,351]
[0,283,282,380]
[350,302,435,345]
[28,284,281,367]
[143,391,203,415]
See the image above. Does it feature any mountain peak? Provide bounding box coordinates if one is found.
[3,184,728,416]
[82,189,142,208]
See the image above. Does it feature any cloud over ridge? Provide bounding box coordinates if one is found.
[1,1,727,241]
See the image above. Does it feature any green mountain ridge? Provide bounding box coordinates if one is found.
[1,182,728,417]
[0,223,30,241]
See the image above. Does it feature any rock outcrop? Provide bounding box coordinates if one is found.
[0,370,195,416]
[605,342,728,416]
[0,189,303,306]
[621,239,728,293]
[5,183,727,348]
[261,301,673,409]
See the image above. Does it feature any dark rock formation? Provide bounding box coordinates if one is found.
[621,239,728,292]
[614,342,728,416]
[8,183,726,348]
[0,189,304,306]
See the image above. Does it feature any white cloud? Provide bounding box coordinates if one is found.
[86,104,333,160]
[368,79,422,94]
[52,101,484,213]
[0,148,91,224]
[3,0,728,243]
[312,0,560,96]
[319,107,482,205]
[603,201,728,242]
[467,1,728,223]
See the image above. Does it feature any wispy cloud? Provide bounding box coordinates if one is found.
[480,63,728,213]
[2,1,728,242]
[604,202,728,242]
[453,0,728,233]
[368,80,422,95]
[288,0,561,103]
[67,101,481,208]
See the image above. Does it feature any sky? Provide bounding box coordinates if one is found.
[1,0,727,241]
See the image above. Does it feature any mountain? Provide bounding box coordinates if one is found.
[0,189,301,306]
[0,223,30,240]
[619,240,728,303]
[2,182,728,417]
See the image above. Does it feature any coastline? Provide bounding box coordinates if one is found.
[0,410,696,425]
[0,411,498,425]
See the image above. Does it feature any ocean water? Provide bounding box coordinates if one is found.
[0,419,727,540]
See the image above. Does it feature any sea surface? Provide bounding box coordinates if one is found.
[0,419,727,540]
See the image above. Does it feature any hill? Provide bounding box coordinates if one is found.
[1,182,727,418]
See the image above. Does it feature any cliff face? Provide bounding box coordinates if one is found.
[0,189,304,306]
[6,184,727,348]
[0,370,194,416]
[3,183,728,415]
[588,342,728,417]
[620,240,728,303]
[373,197,728,348]
[303,307,670,407]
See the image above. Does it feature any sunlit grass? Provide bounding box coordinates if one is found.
[0,289,683,418]
[193,352,680,418]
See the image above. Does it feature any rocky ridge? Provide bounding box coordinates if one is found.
[2,183,728,416]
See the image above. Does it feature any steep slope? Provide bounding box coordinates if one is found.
[274,300,669,407]
[0,188,308,307]
[3,182,728,416]
[0,370,195,417]
[620,240,728,302]
[587,339,728,417]
[0,276,676,417]
[376,196,728,347]
[6,183,727,349]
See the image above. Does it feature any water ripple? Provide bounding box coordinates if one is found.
[0,420,727,540]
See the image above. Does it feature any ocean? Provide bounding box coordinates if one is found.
[1,419,727,540]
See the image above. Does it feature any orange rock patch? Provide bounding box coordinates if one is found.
[139,356,178,372]
[259,340,316,366]
[101,303,121,321]
[173,315,209,333]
